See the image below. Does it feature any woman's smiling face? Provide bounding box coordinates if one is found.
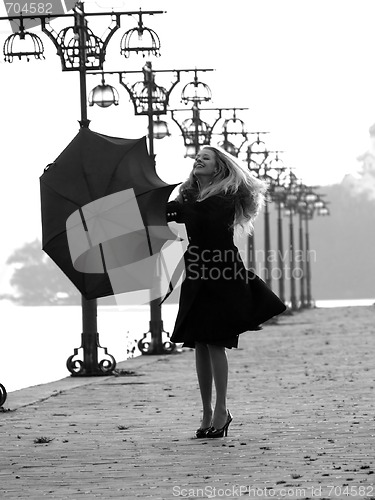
[193,148,217,178]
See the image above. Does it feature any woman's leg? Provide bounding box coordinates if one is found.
[195,342,213,428]
[207,344,228,429]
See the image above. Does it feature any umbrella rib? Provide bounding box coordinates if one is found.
[79,207,106,274]
[144,226,153,256]
[160,250,173,296]
[99,243,108,274]
[41,181,83,208]
[79,208,93,247]
[103,136,165,197]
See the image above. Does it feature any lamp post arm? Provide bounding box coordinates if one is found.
[170,110,187,137]
[164,71,181,105]
[0,10,165,23]
[116,70,181,116]
[3,9,164,72]
[39,18,61,54]
[118,73,139,114]
[96,15,121,57]
[209,109,224,138]
[91,68,214,116]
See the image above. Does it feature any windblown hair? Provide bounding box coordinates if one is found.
[176,146,268,234]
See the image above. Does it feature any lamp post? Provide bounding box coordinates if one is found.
[303,193,330,307]
[88,64,214,354]
[170,70,248,160]
[169,71,216,158]
[0,383,6,407]
[292,184,329,308]
[245,133,283,288]
[268,155,288,304]
[297,198,306,308]
[216,110,248,157]
[283,171,300,311]
[304,206,313,307]
[1,3,165,374]
[245,133,269,275]
[284,203,298,310]
[294,183,316,308]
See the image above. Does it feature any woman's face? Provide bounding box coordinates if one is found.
[193,148,217,178]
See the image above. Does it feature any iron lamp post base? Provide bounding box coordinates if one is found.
[138,321,176,355]
[0,383,7,407]
[66,332,117,376]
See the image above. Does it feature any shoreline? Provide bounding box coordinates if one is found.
[3,304,374,400]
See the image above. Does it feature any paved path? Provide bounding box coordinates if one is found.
[1,306,375,500]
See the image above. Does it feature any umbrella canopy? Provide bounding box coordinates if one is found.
[40,128,178,300]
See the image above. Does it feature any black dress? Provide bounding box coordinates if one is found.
[166,193,286,348]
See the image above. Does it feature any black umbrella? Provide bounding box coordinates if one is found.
[40,128,178,300]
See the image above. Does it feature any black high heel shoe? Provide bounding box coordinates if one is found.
[195,426,211,439]
[205,410,233,438]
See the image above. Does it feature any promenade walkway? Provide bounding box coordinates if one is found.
[1,306,375,499]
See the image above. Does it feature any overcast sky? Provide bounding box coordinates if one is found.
[1,0,375,289]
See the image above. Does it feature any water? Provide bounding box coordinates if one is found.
[1,299,374,393]
[0,302,178,393]
[315,298,375,308]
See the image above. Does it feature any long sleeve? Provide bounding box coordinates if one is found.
[166,200,185,223]
[167,194,236,249]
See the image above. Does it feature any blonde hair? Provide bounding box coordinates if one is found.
[176,145,268,234]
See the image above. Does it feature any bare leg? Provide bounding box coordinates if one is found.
[207,344,228,429]
[195,342,213,428]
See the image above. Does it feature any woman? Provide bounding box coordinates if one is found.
[166,146,286,438]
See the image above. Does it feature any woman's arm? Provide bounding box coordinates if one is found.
[167,194,235,225]
[166,200,185,223]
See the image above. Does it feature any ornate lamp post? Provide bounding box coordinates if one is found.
[0,383,6,407]
[294,183,316,308]
[304,202,314,307]
[245,133,283,288]
[1,2,165,375]
[169,71,246,159]
[283,171,300,310]
[297,192,307,308]
[88,63,213,354]
[245,133,269,275]
[216,110,248,157]
[268,155,288,304]
[170,73,214,158]
[303,192,330,307]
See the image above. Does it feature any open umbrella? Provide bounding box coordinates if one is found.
[40,128,179,300]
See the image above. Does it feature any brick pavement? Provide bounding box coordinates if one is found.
[1,306,375,500]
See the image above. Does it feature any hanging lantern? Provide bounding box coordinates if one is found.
[130,80,167,114]
[181,117,212,157]
[181,78,212,104]
[317,207,330,216]
[217,140,238,157]
[153,117,170,139]
[3,21,44,62]
[89,83,119,107]
[120,11,161,58]
[56,25,104,71]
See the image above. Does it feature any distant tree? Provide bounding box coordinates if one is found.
[3,239,80,305]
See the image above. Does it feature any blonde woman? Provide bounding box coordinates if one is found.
[166,146,286,438]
